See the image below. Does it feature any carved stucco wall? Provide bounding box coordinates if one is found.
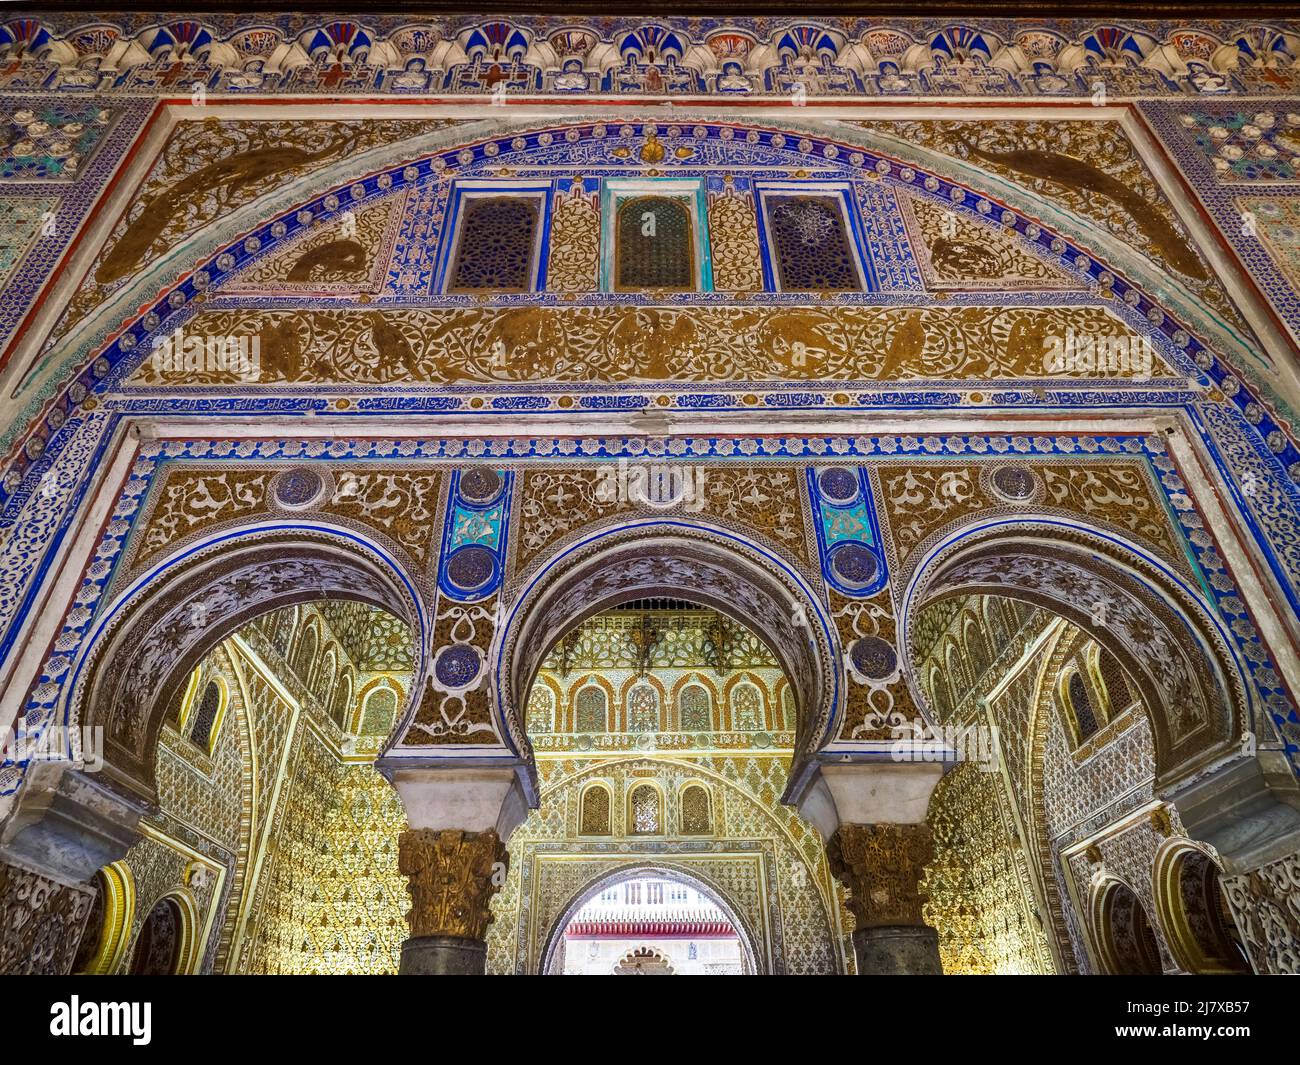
[487,753,849,975]
[915,592,1300,975]
[239,725,407,975]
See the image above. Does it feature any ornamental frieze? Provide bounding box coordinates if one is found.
[126,304,1179,386]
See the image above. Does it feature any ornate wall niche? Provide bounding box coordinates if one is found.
[1090,877,1165,975]
[578,782,613,837]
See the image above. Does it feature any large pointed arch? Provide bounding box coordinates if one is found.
[492,520,840,790]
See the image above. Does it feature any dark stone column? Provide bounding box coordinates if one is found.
[397,827,507,976]
[400,934,489,975]
[827,822,943,976]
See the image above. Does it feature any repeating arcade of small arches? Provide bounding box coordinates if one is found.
[1089,843,1249,974]
[921,596,1038,721]
[247,605,404,739]
[920,594,1142,746]
[527,670,791,734]
[577,778,716,838]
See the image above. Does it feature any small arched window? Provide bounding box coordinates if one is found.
[575,685,607,733]
[963,617,989,679]
[1065,668,1100,744]
[292,621,319,682]
[579,784,612,836]
[627,683,660,733]
[629,784,661,835]
[615,196,694,291]
[449,195,541,292]
[944,641,965,703]
[129,897,184,976]
[730,681,763,730]
[318,648,338,702]
[928,667,952,720]
[187,680,223,753]
[679,683,712,732]
[680,784,712,835]
[332,670,354,726]
[1096,648,1134,717]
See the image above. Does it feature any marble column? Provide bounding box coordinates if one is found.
[378,763,528,975]
[397,827,508,975]
[828,821,942,976]
[788,760,945,975]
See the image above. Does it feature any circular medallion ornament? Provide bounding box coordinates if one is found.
[445,545,495,594]
[988,465,1040,503]
[850,636,898,680]
[272,467,327,510]
[459,467,503,504]
[829,543,879,590]
[434,643,481,689]
[818,466,859,504]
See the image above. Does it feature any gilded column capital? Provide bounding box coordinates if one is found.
[397,828,507,941]
[827,822,934,928]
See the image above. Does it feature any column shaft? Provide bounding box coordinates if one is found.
[828,822,942,976]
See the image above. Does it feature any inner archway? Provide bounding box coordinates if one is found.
[541,865,759,975]
[486,593,849,974]
[69,597,417,974]
[1094,879,1165,976]
[497,522,840,767]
